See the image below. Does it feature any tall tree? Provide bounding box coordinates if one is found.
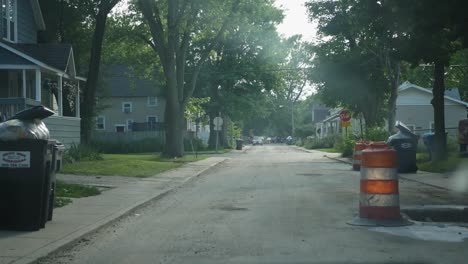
[80,0,121,144]
[135,0,243,157]
[385,0,461,161]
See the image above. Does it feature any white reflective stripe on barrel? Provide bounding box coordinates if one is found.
[360,167,398,180]
[353,160,361,165]
[359,193,399,207]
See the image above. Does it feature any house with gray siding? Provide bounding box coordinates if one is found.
[0,0,84,147]
[396,81,468,135]
[93,65,165,141]
[317,81,468,139]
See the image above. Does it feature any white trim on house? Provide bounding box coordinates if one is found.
[114,124,126,132]
[96,115,105,130]
[147,96,158,107]
[399,81,468,107]
[122,101,132,113]
[0,64,39,69]
[0,42,69,76]
[126,119,133,131]
[65,48,76,78]
[2,0,17,43]
[146,115,158,123]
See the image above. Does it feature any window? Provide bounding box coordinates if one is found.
[147,116,158,130]
[115,124,125,133]
[147,96,158,107]
[122,102,132,113]
[127,119,133,131]
[96,116,105,130]
[2,0,16,42]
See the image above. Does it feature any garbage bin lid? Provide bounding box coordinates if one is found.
[395,121,418,138]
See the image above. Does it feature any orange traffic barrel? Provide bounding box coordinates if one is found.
[348,142,412,226]
[352,141,368,170]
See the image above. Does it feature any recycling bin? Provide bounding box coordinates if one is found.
[387,121,419,173]
[236,139,243,150]
[0,139,54,231]
[422,132,435,159]
[47,141,65,220]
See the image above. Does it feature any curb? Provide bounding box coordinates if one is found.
[16,158,228,264]
[324,155,353,165]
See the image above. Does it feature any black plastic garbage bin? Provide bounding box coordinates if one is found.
[236,139,243,150]
[0,139,54,231]
[387,121,419,173]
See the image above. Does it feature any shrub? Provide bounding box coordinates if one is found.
[64,143,103,163]
[295,138,304,147]
[335,137,356,157]
[303,135,341,149]
[365,127,390,141]
[92,138,164,154]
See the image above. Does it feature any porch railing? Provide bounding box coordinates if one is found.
[0,97,41,121]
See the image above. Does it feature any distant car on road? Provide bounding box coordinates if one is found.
[252,136,264,145]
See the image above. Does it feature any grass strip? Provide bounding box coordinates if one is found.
[62,154,207,177]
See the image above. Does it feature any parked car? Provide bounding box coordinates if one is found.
[252,136,264,145]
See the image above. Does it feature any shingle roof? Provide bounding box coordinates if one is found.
[0,47,33,65]
[2,42,73,72]
[102,65,161,97]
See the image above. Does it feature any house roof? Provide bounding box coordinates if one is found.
[0,41,84,80]
[398,81,468,107]
[103,65,161,97]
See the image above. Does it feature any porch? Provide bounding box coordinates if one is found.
[0,68,83,146]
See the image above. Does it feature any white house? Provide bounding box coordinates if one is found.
[396,81,468,136]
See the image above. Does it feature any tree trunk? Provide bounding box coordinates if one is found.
[80,13,109,144]
[387,62,400,133]
[208,111,217,149]
[163,98,185,157]
[431,62,447,161]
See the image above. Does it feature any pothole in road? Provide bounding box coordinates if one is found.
[401,206,468,223]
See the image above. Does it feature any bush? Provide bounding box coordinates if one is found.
[64,143,103,163]
[295,138,304,147]
[303,135,341,149]
[335,137,356,157]
[364,127,390,141]
[92,138,164,154]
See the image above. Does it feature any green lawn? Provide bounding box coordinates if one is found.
[62,154,207,177]
[54,181,101,208]
[417,152,468,173]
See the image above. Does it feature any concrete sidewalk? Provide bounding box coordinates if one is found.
[314,148,468,192]
[0,157,228,264]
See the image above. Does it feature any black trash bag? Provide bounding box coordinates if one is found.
[8,106,55,121]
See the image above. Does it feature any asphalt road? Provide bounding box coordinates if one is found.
[40,145,468,264]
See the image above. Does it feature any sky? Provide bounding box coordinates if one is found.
[273,0,318,42]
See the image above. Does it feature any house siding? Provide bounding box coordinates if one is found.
[396,104,467,135]
[43,116,81,147]
[96,96,166,133]
[17,0,38,43]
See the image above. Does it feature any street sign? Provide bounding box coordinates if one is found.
[341,121,351,128]
[213,117,223,131]
[340,110,351,122]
